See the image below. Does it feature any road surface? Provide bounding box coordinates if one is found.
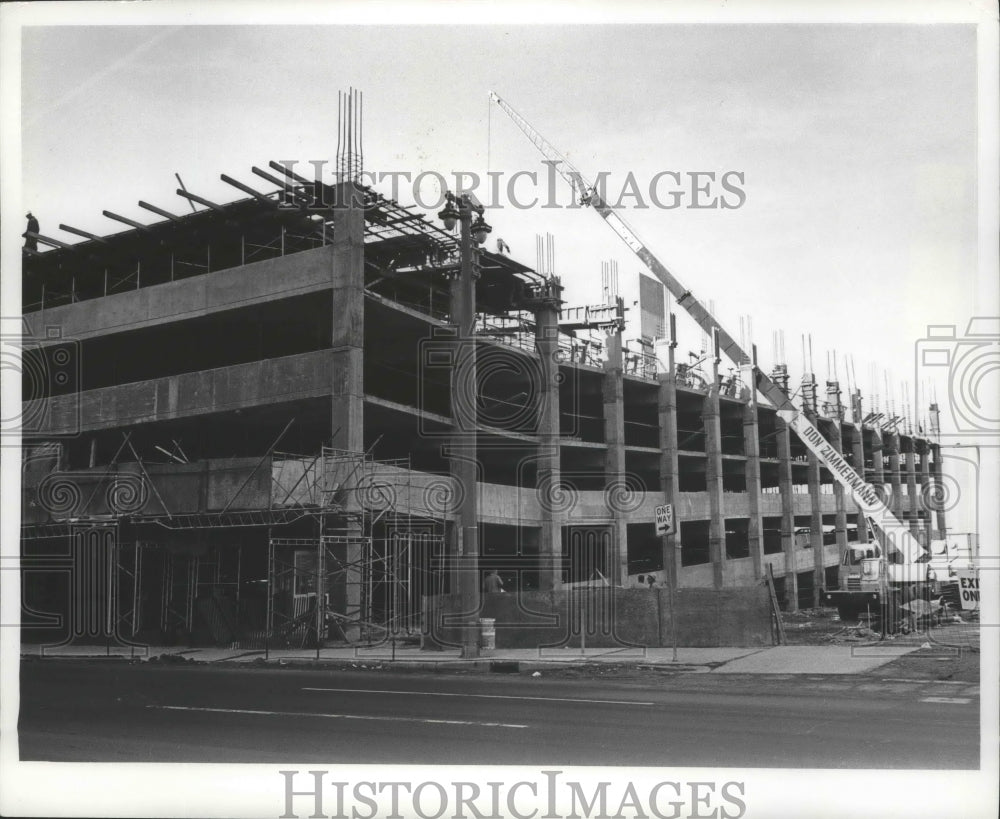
[18,660,979,768]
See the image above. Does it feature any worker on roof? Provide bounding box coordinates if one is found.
[24,212,39,251]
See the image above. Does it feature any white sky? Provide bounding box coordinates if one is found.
[17,21,983,412]
[2,4,998,818]
[15,17,992,525]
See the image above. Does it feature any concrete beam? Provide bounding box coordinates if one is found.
[25,246,337,343]
[32,349,339,435]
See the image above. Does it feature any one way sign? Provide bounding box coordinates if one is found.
[655,504,675,536]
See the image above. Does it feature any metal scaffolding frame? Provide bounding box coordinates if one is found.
[264,447,447,655]
[22,435,448,649]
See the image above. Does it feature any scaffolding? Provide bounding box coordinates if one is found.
[21,439,448,650]
[109,540,246,645]
[264,447,447,654]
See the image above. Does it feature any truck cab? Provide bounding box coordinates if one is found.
[838,542,883,593]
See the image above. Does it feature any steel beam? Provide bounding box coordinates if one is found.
[103,210,151,232]
[220,174,275,205]
[252,165,292,190]
[138,200,183,222]
[175,188,227,214]
[269,159,312,186]
[24,231,73,250]
[59,223,110,244]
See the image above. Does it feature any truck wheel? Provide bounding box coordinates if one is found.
[836,604,858,623]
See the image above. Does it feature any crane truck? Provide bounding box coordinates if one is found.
[489,91,941,627]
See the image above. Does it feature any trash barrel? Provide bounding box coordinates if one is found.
[479,618,496,652]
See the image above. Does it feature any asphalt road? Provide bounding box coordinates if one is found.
[18,660,979,768]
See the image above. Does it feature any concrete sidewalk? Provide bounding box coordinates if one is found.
[19,641,928,675]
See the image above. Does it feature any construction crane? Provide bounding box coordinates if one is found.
[489,91,930,586]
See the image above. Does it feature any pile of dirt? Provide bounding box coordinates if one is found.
[780,607,851,645]
[781,605,979,649]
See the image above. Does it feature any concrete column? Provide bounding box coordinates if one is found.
[330,181,365,453]
[657,338,681,590]
[865,426,885,546]
[886,432,902,524]
[806,426,823,608]
[775,417,798,610]
[868,427,885,490]
[828,422,849,580]
[849,424,868,544]
[448,204,480,657]
[703,362,725,590]
[603,331,628,585]
[330,181,365,641]
[918,441,934,543]
[535,285,563,591]
[742,383,764,581]
[904,442,920,541]
[930,444,947,538]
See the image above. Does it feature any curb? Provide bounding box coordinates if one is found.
[20,652,719,674]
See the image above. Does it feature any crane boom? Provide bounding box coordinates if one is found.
[490,91,925,564]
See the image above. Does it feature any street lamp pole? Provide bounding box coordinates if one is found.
[439,192,491,659]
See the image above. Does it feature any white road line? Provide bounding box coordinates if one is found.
[302,687,654,706]
[882,678,966,685]
[148,705,527,728]
[919,697,972,705]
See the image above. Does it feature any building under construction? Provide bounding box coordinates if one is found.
[18,109,948,651]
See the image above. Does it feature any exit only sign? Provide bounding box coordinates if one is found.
[956,570,980,611]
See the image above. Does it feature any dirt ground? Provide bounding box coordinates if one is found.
[780,606,981,682]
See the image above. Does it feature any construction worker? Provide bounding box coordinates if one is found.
[24,212,39,251]
[483,569,504,593]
